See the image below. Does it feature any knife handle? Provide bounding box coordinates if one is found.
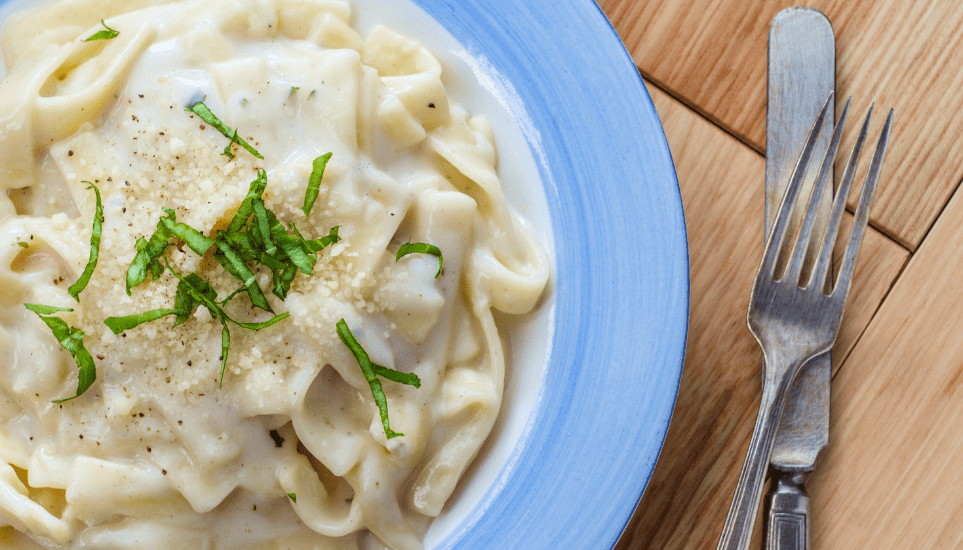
[765,472,809,550]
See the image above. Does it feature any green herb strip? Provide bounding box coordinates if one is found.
[25,304,96,402]
[252,200,276,256]
[230,314,290,331]
[104,308,180,333]
[302,153,332,216]
[17,241,28,248]
[68,183,103,301]
[395,242,443,278]
[336,319,421,439]
[185,101,264,160]
[287,493,297,503]
[229,170,268,233]
[84,20,119,42]
[372,365,421,388]
[304,226,341,254]
[214,240,272,312]
[272,264,298,301]
[269,429,284,447]
[219,327,231,385]
[222,128,241,159]
[24,304,74,315]
[126,228,172,294]
[273,223,315,275]
[159,208,214,255]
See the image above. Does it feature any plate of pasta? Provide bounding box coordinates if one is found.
[0,0,687,549]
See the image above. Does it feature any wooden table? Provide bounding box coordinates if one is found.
[599,1,963,548]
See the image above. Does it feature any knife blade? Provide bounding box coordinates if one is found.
[764,8,835,550]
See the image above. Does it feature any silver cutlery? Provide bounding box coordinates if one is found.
[765,8,835,550]
[715,93,893,550]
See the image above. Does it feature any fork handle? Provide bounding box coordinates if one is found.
[765,472,809,550]
[716,379,790,550]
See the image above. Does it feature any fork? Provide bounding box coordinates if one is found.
[715,92,893,550]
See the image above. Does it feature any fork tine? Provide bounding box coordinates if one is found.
[784,97,851,286]
[761,93,834,279]
[830,108,893,298]
[810,104,875,291]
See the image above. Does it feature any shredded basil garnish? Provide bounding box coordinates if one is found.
[17,241,28,248]
[269,429,284,447]
[396,242,443,278]
[116,164,336,385]
[302,153,332,216]
[287,493,297,503]
[114,126,344,387]
[84,20,119,42]
[68,182,103,301]
[336,318,420,439]
[25,304,96,402]
[184,101,264,160]
[212,170,340,304]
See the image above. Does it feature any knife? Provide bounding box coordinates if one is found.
[764,8,834,550]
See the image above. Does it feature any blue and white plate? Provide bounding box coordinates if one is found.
[0,0,689,547]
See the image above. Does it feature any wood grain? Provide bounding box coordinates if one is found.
[598,0,963,251]
[807,166,963,548]
[615,83,908,550]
